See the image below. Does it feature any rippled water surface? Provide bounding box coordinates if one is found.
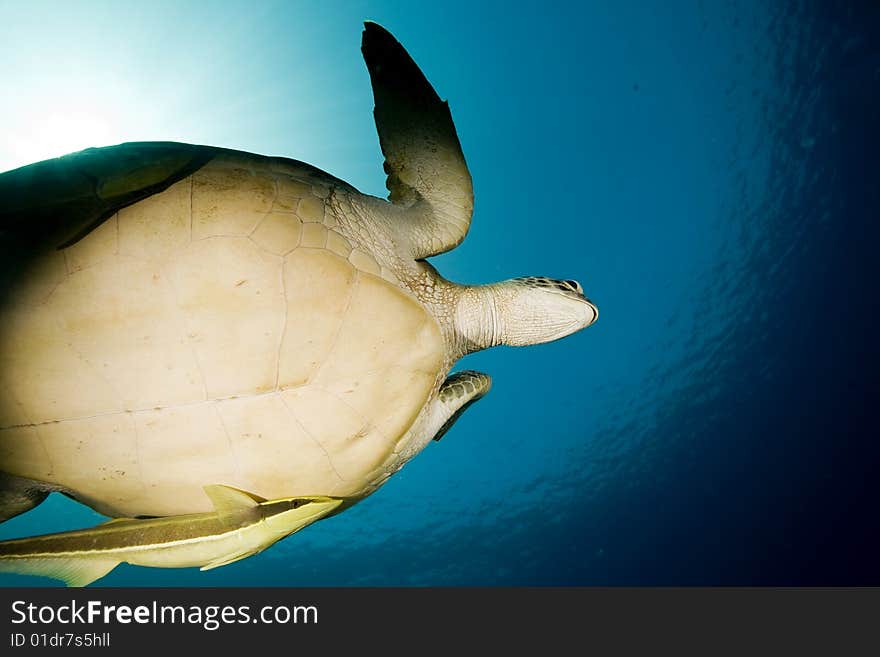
[0,0,877,585]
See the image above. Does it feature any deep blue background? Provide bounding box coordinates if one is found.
[0,0,877,585]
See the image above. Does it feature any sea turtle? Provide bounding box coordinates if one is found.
[0,24,597,542]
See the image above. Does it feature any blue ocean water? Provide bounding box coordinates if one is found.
[0,0,877,586]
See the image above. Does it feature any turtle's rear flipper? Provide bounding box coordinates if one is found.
[0,472,51,523]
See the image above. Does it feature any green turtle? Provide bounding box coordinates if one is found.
[0,23,597,573]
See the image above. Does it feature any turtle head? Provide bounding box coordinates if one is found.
[455,276,598,352]
[493,277,598,347]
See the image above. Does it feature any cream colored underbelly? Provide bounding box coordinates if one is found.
[0,159,443,517]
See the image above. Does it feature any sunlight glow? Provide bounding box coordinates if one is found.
[4,109,118,173]
[0,5,366,185]
[0,72,147,174]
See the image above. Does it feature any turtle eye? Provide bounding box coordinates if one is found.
[563,279,584,294]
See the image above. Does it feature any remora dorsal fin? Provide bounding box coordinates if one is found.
[203,484,265,515]
[0,556,119,587]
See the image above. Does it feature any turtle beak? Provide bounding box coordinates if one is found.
[565,280,598,327]
[583,298,599,326]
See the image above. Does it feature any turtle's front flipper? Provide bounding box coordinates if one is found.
[430,371,492,442]
[361,22,474,259]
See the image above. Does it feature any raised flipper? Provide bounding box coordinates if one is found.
[430,371,492,442]
[361,22,474,259]
[0,472,54,523]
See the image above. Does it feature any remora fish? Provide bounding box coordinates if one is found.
[0,485,342,586]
